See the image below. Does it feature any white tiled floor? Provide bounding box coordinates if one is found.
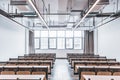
[50,59,73,80]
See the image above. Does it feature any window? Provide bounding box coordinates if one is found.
[74,31,82,37]
[66,38,73,49]
[34,31,40,37]
[66,31,73,37]
[34,38,40,49]
[57,31,65,37]
[49,31,57,37]
[74,38,82,49]
[49,38,56,49]
[34,30,84,50]
[41,38,48,49]
[57,38,65,49]
[41,31,48,37]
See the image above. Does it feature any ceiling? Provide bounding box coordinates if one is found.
[0,0,119,30]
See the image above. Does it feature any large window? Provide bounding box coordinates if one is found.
[66,31,73,37]
[34,30,84,50]
[34,38,40,49]
[66,38,73,49]
[57,31,65,37]
[41,38,48,49]
[34,31,40,37]
[49,31,57,37]
[57,38,65,49]
[49,38,56,49]
[74,38,82,49]
[41,31,48,37]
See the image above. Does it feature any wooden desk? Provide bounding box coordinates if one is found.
[4,60,53,69]
[71,60,116,67]
[9,58,55,64]
[83,75,120,80]
[0,75,45,80]
[75,65,120,74]
[69,57,107,63]
[74,62,120,73]
[0,66,48,80]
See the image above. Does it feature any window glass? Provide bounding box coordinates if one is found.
[41,31,48,37]
[34,31,40,37]
[74,38,82,49]
[41,38,48,49]
[74,31,82,37]
[34,38,40,48]
[57,38,65,49]
[57,31,65,37]
[66,38,73,49]
[66,31,73,37]
[49,38,56,49]
[49,31,57,37]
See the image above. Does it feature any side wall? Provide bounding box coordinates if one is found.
[97,18,120,61]
[0,14,26,61]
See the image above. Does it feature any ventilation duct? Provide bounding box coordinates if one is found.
[10,0,27,5]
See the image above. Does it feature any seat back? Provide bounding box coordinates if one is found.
[32,71,46,75]
[16,71,30,75]
[1,71,15,75]
[113,72,120,76]
[97,71,111,75]
[81,72,95,80]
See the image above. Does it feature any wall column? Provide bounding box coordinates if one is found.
[84,30,94,54]
[29,31,34,54]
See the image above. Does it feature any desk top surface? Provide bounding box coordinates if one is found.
[83,75,120,80]
[0,65,49,68]
[0,75,45,79]
[76,65,120,69]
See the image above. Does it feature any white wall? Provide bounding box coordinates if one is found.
[36,50,83,58]
[0,14,26,61]
[97,18,120,61]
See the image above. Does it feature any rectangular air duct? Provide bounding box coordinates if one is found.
[10,0,27,5]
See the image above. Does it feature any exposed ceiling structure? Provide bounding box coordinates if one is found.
[0,0,120,30]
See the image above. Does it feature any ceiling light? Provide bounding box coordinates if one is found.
[73,0,100,30]
[28,0,49,30]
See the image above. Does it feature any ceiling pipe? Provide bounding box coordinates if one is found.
[73,0,100,30]
[28,0,49,30]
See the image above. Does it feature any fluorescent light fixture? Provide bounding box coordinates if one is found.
[28,0,49,29]
[73,0,100,30]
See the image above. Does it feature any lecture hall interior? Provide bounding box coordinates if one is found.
[0,0,120,80]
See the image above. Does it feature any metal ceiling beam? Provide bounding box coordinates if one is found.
[0,9,13,17]
[21,12,70,15]
[9,12,119,18]
[28,0,49,30]
[0,9,32,31]
[73,0,101,30]
[10,0,28,5]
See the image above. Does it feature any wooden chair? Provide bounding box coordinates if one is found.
[5,64,16,66]
[81,71,95,80]
[28,64,39,66]
[98,64,108,66]
[32,71,46,75]
[0,64,4,66]
[75,64,85,73]
[97,71,111,75]
[113,72,120,76]
[87,64,97,66]
[1,71,15,75]
[32,71,46,80]
[16,71,30,75]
